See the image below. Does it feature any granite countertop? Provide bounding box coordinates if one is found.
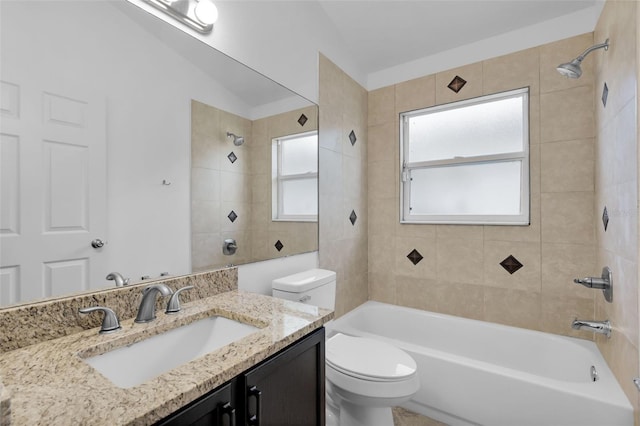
[0,290,333,425]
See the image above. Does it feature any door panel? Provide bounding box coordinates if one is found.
[0,78,106,306]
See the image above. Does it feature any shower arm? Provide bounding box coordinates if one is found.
[575,39,609,62]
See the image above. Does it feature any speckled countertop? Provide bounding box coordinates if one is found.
[0,290,333,425]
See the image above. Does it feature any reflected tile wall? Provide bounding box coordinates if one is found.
[191,101,319,271]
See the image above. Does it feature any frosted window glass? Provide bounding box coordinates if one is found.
[408,96,524,162]
[282,179,318,216]
[410,161,522,216]
[281,135,317,175]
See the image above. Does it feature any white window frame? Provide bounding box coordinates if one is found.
[400,87,530,225]
[272,130,318,222]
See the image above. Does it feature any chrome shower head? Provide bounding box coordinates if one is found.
[227,132,244,146]
[556,39,609,79]
[556,59,583,79]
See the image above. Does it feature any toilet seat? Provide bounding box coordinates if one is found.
[326,333,417,382]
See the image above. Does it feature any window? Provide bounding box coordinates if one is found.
[272,131,318,221]
[400,87,529,225]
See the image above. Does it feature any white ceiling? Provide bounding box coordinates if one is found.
[316,0,600,75]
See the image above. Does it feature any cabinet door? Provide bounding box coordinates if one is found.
[156,381,237,426]
[243,327,325,426]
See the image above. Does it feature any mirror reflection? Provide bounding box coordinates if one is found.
[0,0,318,307]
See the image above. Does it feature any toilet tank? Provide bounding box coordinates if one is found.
[272,269,336,310]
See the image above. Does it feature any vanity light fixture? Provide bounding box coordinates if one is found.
[143,0,218,34]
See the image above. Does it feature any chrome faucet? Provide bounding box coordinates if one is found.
[106,272,129,287]
[166,286,194,314]
[79,306,121,334]
[135,284,173,323]
[572,319,611,337]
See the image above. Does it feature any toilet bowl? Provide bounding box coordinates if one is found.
[272,269,420,426]
[326,333,419,426]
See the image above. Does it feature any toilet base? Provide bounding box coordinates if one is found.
[338,401,393,426]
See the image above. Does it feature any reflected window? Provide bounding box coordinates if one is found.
[400,87,530,225]
[272,131,318,221]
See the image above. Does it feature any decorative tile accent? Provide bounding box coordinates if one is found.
[348,130,357,146]
[297,114,308,126]
[407,249,423,266]
[447,75,467,93]
[601,82,609,107]
[500,255,523,275]
[227,152,237,164]
[227,210,238,223]
[274,240,284,252]
[602,206,609,231]
[349,210,357,225]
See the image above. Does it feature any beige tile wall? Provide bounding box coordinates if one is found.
[593,0,639,421]
[191,100,253,271]
[250,106,319,262]
[318,54,369,317]
[191,101,319,271]
[368,33,600,340]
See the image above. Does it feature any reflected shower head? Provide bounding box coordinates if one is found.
[227,132,244,146]
[556,39,609,79]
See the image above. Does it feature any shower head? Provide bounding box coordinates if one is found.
[556,59,583,79]
[556,39,609,79]
[227,132,244,146]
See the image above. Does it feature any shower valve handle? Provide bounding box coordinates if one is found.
[573,277,609,289]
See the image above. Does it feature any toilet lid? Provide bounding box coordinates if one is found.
[326,333,417,382]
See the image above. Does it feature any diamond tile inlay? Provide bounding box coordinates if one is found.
[349,210,357,225]
[348,130,357,146]
[602,82,609,107]
[447,75,467,93]
[298,114,308,126]
[227,152,237,164]
[227,210,238,223]
[602,206,609,231]
[274,240,284,252]
[407,249,423,266]
[500,255,523,275]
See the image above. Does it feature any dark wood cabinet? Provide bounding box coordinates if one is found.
[156,327,325,426]
[156,381,236,426]
[241,327,325,426]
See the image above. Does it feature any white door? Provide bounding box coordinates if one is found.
[0,79,107,306]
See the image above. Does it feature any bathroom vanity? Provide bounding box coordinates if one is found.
[159,327,325,425]
[0,290,332,425]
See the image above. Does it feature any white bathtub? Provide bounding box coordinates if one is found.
[328,301,633,426]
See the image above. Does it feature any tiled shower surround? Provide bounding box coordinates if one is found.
[190,101,318,271]
[367,21,639,419]
[594,0,639,415]
[368,32,599,337]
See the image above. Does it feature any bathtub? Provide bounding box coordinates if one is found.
[327,301,633,426]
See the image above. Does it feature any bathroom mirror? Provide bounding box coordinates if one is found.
[0,0,318,307]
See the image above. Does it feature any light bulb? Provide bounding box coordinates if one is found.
[194,0,218,25]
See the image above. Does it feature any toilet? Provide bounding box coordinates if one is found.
[272,269,419,426]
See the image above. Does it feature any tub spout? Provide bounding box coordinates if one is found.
[571,319,611,338]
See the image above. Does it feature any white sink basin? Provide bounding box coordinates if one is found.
[82,316,260,388]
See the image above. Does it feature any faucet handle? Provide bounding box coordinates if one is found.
[166,286,194,314]
[106,272,129,287]
[79,306,121,334]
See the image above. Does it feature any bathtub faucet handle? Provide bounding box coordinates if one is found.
[573,266,613,303]
[573,277,608,289]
